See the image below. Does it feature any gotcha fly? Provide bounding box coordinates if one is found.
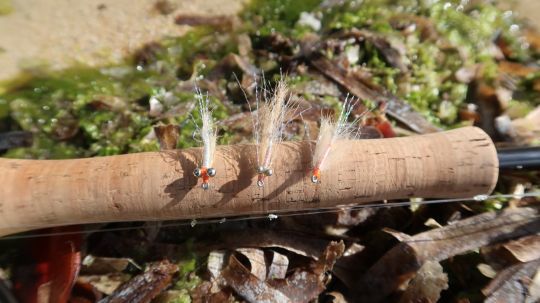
[311,96,360,183]
[193,89,217,190]
[252,80,293,187]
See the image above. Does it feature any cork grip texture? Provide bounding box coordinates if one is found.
[0,127,498,236]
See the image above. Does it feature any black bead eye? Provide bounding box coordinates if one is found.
[311,175,319,183]
[207,168,216,177]
[265,168,273,176]
[193,168,201,178]
[256,166,265,174]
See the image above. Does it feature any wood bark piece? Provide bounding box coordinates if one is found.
[356,207,540,302]
[0,127,498,236]
[98,260,178,303]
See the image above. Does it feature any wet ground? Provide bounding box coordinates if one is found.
[0,0,535,82]
[0,0,244,82]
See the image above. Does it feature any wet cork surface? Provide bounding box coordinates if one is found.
[0,127,498,236]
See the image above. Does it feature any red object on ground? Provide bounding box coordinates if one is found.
[12,226,82,303]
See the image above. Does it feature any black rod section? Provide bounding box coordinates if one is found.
[498,146,540,170]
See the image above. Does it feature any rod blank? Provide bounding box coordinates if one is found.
[498,146,540,170]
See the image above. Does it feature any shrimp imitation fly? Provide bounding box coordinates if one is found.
[253,80,292,187]
[193,90,217,190]
[311,97,360,183]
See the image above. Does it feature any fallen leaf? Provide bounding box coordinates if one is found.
[370,35,408,73]
[524,28,540,53]
[222,254,291,303]
[483,258,540,303]
[469,81,504,139]
[266,241,345,302]
[528,269,540,303]
[398,261,449,303]
[236,248,267,281]
[81,256,139,275]
[200,229,333,259]
[78,274,131,296]
[477,263,498,279]
[267,251,289,280]
[88,96,127,112]
[482,233,540,272]
[192,281,234,303]
[488,234,540,265]
[389,14,438,41]
[221,241,345,303]
[208,53,260,82]
[511,106,540,145]
[498,61,538,78]
[325,291,348,303]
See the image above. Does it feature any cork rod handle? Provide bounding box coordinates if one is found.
[0,127,498,236]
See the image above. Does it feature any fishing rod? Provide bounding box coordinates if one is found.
[497,146,540,170]
[0,126,513,237]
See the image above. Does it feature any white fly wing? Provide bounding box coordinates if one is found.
[257,80,290,169]
[195,90,217,168]
[312,96,367,176]
[312,116,336,170]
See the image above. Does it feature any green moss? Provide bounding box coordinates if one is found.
[242,0,322,36]
[168,239,203,302]
[0,25,233,158]
[174,258,200,289]
[316,0,534,127]
[323,1,394,33]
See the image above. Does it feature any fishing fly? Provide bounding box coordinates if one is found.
[192,89,217,190]
[252,80,293,187]
[311,96,360,183]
